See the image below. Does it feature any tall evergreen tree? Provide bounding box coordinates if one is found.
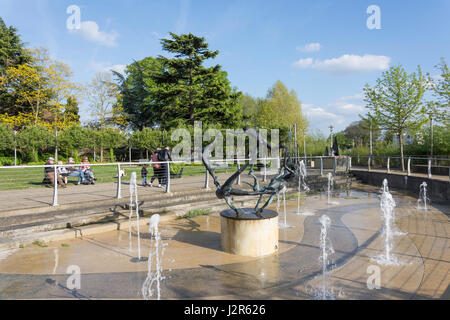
[0,17,31,115]
[154,32,242,129]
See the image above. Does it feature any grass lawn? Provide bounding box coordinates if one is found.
[0,163,238,191]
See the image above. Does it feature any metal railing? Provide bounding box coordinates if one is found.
[5,154,445,208]
[349,155,450,180]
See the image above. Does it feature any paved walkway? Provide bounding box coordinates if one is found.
[0,171,266,215]
[0,185,448,299]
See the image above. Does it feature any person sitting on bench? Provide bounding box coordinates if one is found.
[44,157,66,188]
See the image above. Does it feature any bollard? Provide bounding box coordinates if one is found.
[52,165,58,206]
[116,163,122,199]
[166,162,171,193]
[204,169,209,189]
[387,157,391,174]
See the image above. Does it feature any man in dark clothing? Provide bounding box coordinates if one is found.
[158,146,172,186]
[44,157,66,188]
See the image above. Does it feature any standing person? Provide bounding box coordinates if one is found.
[44,157,66,188]
[141,164,148,186]
[158,146,172,187]
[150,148,162,187]
[66,157,86,185]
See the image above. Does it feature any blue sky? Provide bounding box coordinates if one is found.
[1,0,449,134]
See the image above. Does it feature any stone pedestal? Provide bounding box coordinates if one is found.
[220,209,279,257]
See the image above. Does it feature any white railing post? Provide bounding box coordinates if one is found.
[166,161,171,193]
[428,158,432,179]
[349,156,352,170]
[52,165,58,206]
[368,156,371,171]
[333,156,337,174]
[407,157,411,176]
[237,160,241,185]
[116,163,122,199]
[204,168,209,189]
[263,158,267,182]
[320,156,323,176]
[387,157,391,174]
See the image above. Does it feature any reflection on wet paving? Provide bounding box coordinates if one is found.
[0,184,448,300]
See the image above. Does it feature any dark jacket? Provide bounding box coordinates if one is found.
[44,161,54,174]
[158,149,172,162]
[141,167,148,177]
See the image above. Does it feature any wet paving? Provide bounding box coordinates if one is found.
[0,184,449,300]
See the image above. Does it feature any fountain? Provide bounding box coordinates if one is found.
[202,127,299,257]
[417,182,429,211]
[295,160,313,216]
[278,186,294,229]
[129,172,141,261]
[372,179,400,265]
[142,214,166,300]
[326,173,339,205]
[317,215,335,299]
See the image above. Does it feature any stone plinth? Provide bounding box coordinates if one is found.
[220,208,279,257]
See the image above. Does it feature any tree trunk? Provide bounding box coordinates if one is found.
[146,149,149,160]
[399,132,405,171]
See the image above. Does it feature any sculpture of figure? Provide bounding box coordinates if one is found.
[202,127,297,218]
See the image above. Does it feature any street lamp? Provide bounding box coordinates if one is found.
[303,128,306,160]
[429,113,434,157]
[329,125,334,154]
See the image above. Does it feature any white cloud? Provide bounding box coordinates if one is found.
[69,21,119,47]
[90,62,126,75]
[293,54,390,75]
[296,43,321,52]
[293,58,313,68]
[329,93,365,115]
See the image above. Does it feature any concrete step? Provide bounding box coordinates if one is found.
[0,193,278,251]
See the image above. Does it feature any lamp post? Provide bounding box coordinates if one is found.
[329,125,334,155]
[429,113,434,157]
[13,130,17,166]
[54,129,58,162]
[303,128,306,160]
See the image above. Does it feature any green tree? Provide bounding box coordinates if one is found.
[0,17,32,116]
[129,127,162,159]
[113,57,163,130]
[58,125,87,160]
[0,123,14,151]
[363,65,427,170]
[154,32,242,128]
[256,80,308,146]
[16,125,53,162]
[98,128,127,162]
[428,58,449,123]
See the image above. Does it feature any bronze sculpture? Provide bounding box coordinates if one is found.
[202,127,298,218]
